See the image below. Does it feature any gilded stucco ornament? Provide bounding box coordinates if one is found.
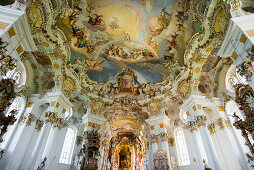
[27,2,43,30]
[0,38,18,142]
[224,118,232,127]
[35,119,44,131]
[236,61,254,82]
[91,100,104,115]
[148,100,162,116]
[216,118,225,129]
[24,0,233,119]
[198,74,215,98]
[24,113,36,126]
[186,121,198,132]
[231,83,254,161]
[76,135,83,145]
[45,112,67,129]
[207,123,216,134]
[246,45,254,60]
[195,115,207,127]
[207,118,231,134]
[185,0,230,96]
[169,137,175,147]
[177,77,191,99]
[227,0,248,17]
[221,57,234,65]
[63,78,76,96]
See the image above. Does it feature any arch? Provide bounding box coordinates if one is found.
[179,110,188,123]
[16,60,27,87]
[225,65,237,93]
[174,128,190,166]
[64,108,73,119]
[59,126,77,164]
[225,64,249,94]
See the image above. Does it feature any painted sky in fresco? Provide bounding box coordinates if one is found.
[87,60,163,83]
[59,0,197,84]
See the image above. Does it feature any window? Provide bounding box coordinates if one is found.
[59,127,77,164]
[175,129,190,166]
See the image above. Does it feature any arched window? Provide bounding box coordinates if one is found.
[175,129,190,166]
[59,127,77,164]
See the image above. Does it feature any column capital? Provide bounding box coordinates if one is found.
[146,115,170,134]
[179,94,206,112]
[82,112,106,132]
[45,91,73,115]
[146,114,170,126]
[28,91,73,112]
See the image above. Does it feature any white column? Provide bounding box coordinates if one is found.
[27,122,50,170]
[219,109,250,170]
[180,95,222,170]
[199,126,221,170]
[212,129,242,170]
[41,126,57,160]
[191,131,205,170]
[5,122,36,170]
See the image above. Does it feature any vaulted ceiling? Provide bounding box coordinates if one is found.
[23,0,233,123]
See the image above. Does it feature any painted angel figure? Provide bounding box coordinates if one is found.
[121,32,131,41]
[160,8,171,18]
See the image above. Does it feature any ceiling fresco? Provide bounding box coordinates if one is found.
[24,0,232,120]
[58,0,198,86]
